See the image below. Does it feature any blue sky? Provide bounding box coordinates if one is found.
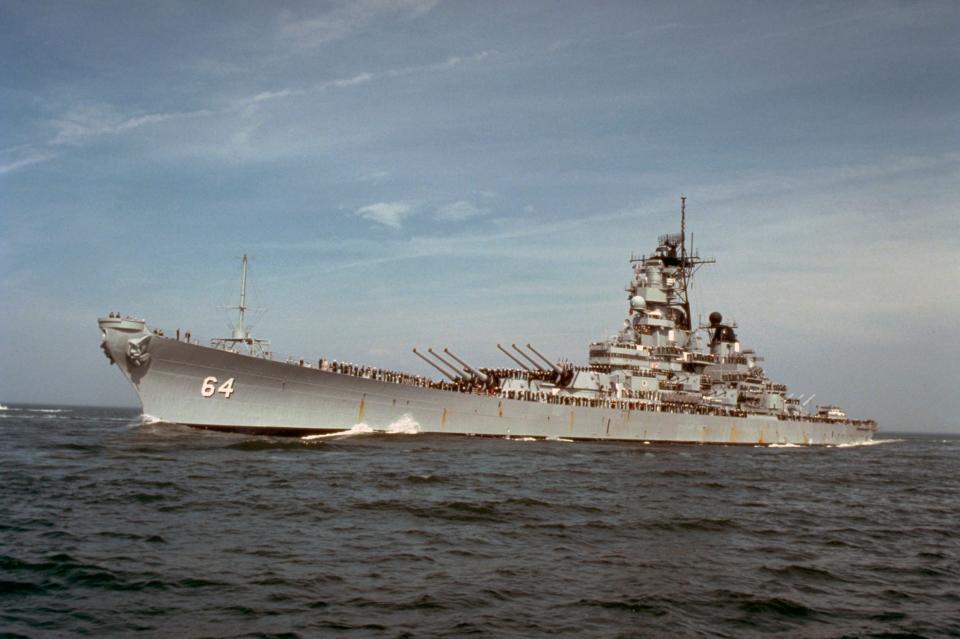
[1,1,958,431]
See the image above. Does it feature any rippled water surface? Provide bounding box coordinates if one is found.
[1,405,958,638]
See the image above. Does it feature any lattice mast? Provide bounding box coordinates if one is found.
[674,196,714,330]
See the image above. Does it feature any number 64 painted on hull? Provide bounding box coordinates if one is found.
[201,376,236,398]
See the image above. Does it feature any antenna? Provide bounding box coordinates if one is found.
[670,196,714,331]
[236,254,249,339]
[680,195,686,262]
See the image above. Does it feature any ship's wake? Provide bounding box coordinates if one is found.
[301,414,422,441]
[829,438,903,448]
[0,407,71,413]
[301,424,375,440]
[760,438,903,449]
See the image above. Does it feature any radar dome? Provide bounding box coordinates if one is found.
[709,311,723,325]
[630,295,646,311]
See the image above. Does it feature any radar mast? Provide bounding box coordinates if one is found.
[211,254,272,358]
[672,196,714,330]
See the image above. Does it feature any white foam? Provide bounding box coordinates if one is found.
[512,437,538,442]
[27,408,70,413]
[383,414,421,435]
[768,442,804,448]
[832,438,903,448]
[300,417,421,441]
[302,423,375,440]
[141,414,162,425]
[0,404,8,411]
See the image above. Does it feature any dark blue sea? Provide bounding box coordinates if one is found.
[1,405,958,638]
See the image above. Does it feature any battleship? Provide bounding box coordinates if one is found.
[99,199,877,445]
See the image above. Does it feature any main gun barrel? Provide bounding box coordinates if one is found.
[497,343,531,371]
[412,348,459,382]
[428,348,470,381]
[526,343,561,374]
[511,343,545,371]
[443,348,489,383]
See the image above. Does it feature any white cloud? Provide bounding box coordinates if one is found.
[17,46,496,173]
[359,170,390,182]
[434,200,483,221]
[355,201,414,228]
[31,46,490,164]
[280,0,440,48]
[386,50,496,78]
[0,149,56,175]
[329,73,374,88]
[49,103,214,146]
[246,88,305,104]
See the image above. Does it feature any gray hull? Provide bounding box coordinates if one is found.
[100,317,873,446]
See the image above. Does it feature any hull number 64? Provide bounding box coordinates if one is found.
[201,376,236,398]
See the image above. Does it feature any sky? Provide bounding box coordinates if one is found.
[1,1,958,432]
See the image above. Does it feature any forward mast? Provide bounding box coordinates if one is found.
[211,254,272,358]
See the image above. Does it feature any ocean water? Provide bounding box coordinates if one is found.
[1,405,958,638]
